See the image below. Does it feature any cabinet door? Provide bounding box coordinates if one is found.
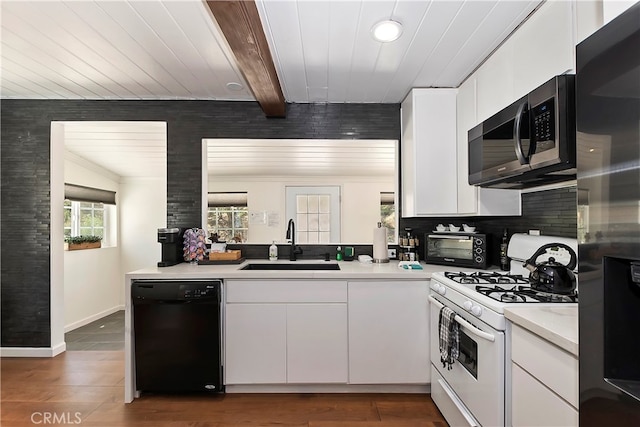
[456,77,479,214]
[402,89,458,216]
[224,304,287,384]
[511,362,578,426]
[348,281,429,384]
[286,304,348,383]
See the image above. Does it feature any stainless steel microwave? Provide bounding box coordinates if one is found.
[424,233,489,269]
[468,75,576,189]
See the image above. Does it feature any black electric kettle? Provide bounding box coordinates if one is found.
[523,243,577,294]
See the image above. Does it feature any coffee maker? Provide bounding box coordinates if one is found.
[157,228,185,267]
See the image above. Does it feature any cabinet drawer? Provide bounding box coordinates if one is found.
[226,280,347,303]
[511,324,578,408]
[511,362,578,426]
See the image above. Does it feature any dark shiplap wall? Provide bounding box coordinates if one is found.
[0,100,400,347]
[1,99,577,348]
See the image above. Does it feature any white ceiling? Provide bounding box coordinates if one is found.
[4,0,543,179]
[206,139,396,178]
[63,121,167,178]
[1,0,542,103]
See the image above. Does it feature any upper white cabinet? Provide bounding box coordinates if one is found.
[401,88,458,217]
[401,85,520,217]
[476,0,576,123]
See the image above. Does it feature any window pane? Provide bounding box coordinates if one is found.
[93,209,104,226]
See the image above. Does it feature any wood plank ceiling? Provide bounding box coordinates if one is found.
[1,0,544,179]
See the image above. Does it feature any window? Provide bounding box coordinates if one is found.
[64,200,105,238]
[207,192,249,243]
[64,183,116,246]
[380,192,396,243]
[207,206,249,243]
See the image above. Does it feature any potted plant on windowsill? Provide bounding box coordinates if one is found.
[65,235,102,251]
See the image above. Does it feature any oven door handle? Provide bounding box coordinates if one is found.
[428,295,496,343]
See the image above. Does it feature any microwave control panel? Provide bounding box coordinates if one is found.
[532,99,556,150]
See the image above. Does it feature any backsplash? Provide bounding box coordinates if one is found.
[400,186,577,267]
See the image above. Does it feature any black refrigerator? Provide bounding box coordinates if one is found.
[576,3,640,426]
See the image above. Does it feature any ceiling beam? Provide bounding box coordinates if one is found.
[205,0,286,118]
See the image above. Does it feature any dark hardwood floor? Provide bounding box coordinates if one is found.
[1,351,448,426]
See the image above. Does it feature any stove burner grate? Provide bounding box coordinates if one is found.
[444,271,528,285]
[474,284,578,303]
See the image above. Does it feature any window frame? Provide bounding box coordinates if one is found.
[64,200,107,242]
[207,205,249,243]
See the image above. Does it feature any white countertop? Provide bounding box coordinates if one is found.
[126,259,457,280]
[504,305,578,356]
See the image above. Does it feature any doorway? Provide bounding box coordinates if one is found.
[50,121,167,353]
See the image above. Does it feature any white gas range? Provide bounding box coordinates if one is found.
[428,233,578,427]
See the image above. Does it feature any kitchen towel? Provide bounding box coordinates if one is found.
[372,225,388,262]
[439,306,460,370]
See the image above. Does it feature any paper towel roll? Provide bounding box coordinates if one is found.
[373,224,389,263]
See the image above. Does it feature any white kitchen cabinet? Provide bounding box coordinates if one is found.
[225,303,287,384]
[456,75,521,216]
[511,0,575,100]
[401,88,458,216]
[286,304,348,383]
[348,280,429,384]
[510,323,578,426]
[475,0,576,124]
[224,280,348,385]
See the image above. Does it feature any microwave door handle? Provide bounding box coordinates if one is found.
[513,101,529,165]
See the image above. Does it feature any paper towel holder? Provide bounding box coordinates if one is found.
[373,222,390,263]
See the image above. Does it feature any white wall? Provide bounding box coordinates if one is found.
[64,153,123,331]
[209,176,394,244]
[119,177,167,305]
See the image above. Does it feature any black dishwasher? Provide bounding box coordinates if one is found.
[132,279,223,393]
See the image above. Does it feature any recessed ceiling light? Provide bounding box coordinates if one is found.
[226,82,243,91]
[371,20,403,43]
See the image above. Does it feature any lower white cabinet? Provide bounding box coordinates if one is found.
[225,279,430,386]
[511,363,578,426]
[348,280,429,384]
[286,304,348,383]
[224,280,348,385]
[510,323,578,426]
[225,303,287,384]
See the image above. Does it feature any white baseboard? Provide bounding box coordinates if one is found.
[1,341,66,358]
[225,384,431,394]
[64,305,124,333]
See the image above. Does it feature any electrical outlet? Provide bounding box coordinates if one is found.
[388,248,397,259]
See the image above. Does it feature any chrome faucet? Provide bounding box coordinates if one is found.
[286,218,303,261]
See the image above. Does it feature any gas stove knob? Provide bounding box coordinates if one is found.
[463,301,473,311]
[471,305,483,316]
[436,285,446,295]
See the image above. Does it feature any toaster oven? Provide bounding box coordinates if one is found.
[424,233,489,269]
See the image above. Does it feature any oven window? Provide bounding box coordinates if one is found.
[427,238,473,260]
[458,329,478,379]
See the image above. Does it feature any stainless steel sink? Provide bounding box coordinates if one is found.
[241,263,340,271]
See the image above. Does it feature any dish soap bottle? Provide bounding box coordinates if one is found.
[336,246,343,261]
[269,241,278,261]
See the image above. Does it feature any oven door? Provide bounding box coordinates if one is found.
[429,294,505,427]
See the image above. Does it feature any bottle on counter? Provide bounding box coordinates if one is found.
[500,229,510,271]
[336,246,343,261]
[269,241,278,261]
